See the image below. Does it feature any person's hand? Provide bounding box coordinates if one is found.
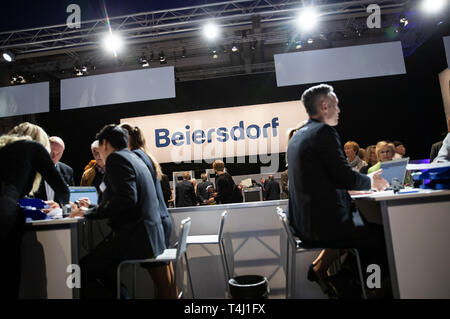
[69,204,87,218]
[77,197,91,208]
[43,200,60,214]
[370,169,389,192]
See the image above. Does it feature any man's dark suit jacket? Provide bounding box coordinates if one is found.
[84,149,166,258]
[265,180,281,200]
[35,161,74,202]
[287,119,371,244]
[175,180,197,207]
[197,181,213,204]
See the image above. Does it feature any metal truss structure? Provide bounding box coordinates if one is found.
[0,0,409,57]
[2,0,435,84]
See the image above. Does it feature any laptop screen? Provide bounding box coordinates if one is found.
[69,186,98,205]
[380,158,410,186]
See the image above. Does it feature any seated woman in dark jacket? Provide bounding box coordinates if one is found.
[119,123,176,299]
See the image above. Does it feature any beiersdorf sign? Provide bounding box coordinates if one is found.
[121,101,308,170]
[155,117,280,147]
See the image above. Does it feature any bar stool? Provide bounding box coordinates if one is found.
[116,217,192,299]
[184,210,229,298]
[276,207,367,299]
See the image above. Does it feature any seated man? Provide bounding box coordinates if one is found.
[70,125,167,299]
[288,84,389,298]
[35,136,74,202]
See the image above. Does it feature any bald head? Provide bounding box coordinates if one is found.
[49,136,65,164]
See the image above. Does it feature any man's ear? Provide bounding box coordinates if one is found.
[318,99,328,112]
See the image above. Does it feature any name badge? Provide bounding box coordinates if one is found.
[99,182,106,193]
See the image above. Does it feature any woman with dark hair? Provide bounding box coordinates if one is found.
[0,122,70,298]
[119,123,176,298]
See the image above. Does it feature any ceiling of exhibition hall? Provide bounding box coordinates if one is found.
[0,0,448,84]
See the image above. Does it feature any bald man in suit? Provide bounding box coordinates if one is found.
[34,136,74,202]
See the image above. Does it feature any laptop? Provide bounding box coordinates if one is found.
[69,186,98,205]
[380,157,410,188]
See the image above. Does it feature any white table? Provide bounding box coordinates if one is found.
[354,189,450,299]
[19,218,83,299]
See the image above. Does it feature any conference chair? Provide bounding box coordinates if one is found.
[184,210,229,298]
[116,217,192,299]
[276,207,367,299]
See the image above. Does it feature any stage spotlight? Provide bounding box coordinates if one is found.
[400,17,409,27]
[73,64,88,76]
[159,52,167,64]
[203,23,219,40]
[10,75,26,84]
[421,0,446,14]
[394,15,409,33]
[140,53,149,67]
[352,27,362,37]
[295,41,303,49]
[297,7,318,31]
[211,48,218,59]
[307,38,314,44]
[231,43,238,52]
[102,32,123,54]
[2,51,14,62]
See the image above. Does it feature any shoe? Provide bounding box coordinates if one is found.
[307,264,338,298]
[326,268,363,299]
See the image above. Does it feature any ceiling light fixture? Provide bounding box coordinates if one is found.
[203,23,219,40]
[297,7,319,31]
[2,51,15,62]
